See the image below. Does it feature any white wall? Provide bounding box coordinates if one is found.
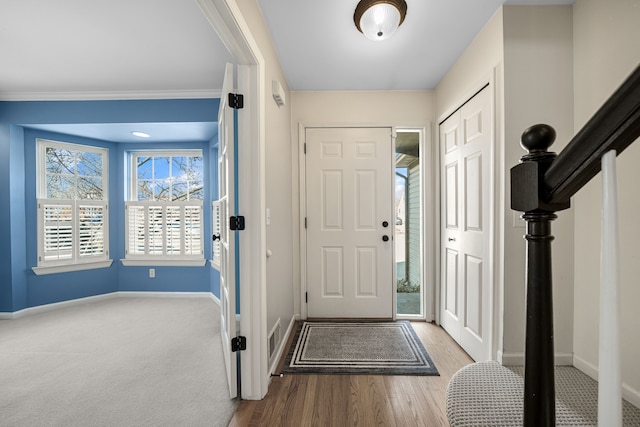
[235,0,294,356]
[436,5,575,363]
[290,90,434,317]
[436,8,504,118]
[572,0,640,402]
[502,5,575,363]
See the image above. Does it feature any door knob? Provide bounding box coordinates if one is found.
[212,234,221,241]
[448,237,456,242]
[382,221,389,228]
[382,235,389,242]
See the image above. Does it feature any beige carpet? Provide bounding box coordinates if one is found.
[0,296,237,427]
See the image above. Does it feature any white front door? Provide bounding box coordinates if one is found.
[440,86,492,362]
[305,127,394,318]
[218,63,237,398]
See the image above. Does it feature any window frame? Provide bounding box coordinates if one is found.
[122,149,205,267]
[33,139,112,275]
[128,150,204,203]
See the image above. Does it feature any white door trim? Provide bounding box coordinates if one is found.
[298,123,307,319]
[196,0,268,400]
[298,123,433,321]
[435,68,501,361]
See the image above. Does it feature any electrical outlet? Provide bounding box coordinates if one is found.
[149,268,155,278]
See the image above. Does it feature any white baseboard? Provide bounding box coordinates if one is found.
[269,314,297,376]
[210,293,221,306]
[555,353,574,366]
[1,293,119,319]
[0,291,218,320]
[573,354,640,409]
[499,352,574,366]
[117,291,216,300]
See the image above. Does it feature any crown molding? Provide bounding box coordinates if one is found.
[0,89,222,101]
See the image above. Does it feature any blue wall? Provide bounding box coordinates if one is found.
[0,99,221,313]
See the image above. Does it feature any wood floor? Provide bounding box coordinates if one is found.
[228,321,473,426]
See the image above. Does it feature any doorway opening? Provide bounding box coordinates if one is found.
[395,130,423,317]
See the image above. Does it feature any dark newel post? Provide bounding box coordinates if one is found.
[522,211,556,426]
[510,124,570,427]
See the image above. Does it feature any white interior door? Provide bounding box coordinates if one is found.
[218,63,237,398]
[305,127,393,318]
[440,86,492,362]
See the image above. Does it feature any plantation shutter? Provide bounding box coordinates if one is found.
[41,201,74,262]
[184,205,202,256]
[125,201,203,259]
[211,199,223,270]
[39,199,108,265]
[78,203,107,258]
[166,205,182,255]
[127,204,146,256]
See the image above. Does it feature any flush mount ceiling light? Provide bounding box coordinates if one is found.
[354,0,408,41]
[131,131,150,138]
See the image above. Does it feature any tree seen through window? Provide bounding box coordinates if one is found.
[136,155,203,201]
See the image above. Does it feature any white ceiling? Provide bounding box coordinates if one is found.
[0,0,232,100]
[259,0,504,91]
[26,122,218,143]
[256,0,574,91]
[0,0,573,141]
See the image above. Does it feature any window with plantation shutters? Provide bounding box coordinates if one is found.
[123,150,205,266]
[34,139,111,275]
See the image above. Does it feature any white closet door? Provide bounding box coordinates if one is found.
[440,86,492,362]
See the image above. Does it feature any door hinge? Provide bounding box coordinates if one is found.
[304,217,307,229]
[229,93,244,109]
[304,143,307,154]
[305,292,308,304]
[230,216,245,231]
[231,336,247,352]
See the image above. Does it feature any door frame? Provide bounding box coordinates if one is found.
[197,0,268,400]
[298,123,434,321]
[435,68,501,361]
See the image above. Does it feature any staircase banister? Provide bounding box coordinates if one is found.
[544,64,640,205]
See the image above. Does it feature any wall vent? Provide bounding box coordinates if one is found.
[268,319,281,361]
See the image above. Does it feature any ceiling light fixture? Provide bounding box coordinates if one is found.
[132,131,150,138]
[354,0,407,41]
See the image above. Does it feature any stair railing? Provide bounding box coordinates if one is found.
[510,64,640,427]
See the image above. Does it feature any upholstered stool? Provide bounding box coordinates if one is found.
[446,361,606,426]
[446,362,524,426]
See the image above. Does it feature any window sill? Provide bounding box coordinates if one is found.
[32,260,114,276]
[120,259,206,267]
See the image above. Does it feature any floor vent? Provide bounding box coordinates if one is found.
[268,319,281,361]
